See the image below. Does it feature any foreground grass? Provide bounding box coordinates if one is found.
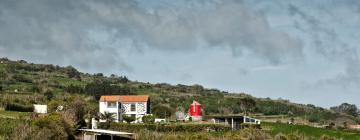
[0,118,25,139]
[263,122,360,140]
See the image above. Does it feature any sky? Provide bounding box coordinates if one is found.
[0,0,360,108]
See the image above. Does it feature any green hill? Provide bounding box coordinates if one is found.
[1,57,360,139]
[0,57,358,123]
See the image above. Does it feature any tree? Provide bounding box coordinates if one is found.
[69,98,86,123]
[118,76,129,83]
[100,112,114,123]
[43,90,54,101]
[123,115,135,123]
[30,113,74,140]
[151,105,173,118]
[85,81,130,99]
[238,97,256,115]
[64,66,80,79]
[330,103,359,117]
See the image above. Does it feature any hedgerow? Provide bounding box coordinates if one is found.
[99,123,231,132]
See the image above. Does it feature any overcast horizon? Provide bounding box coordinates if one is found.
[1,0,360,108]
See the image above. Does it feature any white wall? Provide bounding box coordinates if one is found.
[33,104,47,114]
[99,101,118,114]
[99,101,120,122]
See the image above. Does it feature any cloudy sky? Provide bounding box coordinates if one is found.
[1,0,360,108]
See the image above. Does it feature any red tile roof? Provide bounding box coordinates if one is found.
[100,95,149,102]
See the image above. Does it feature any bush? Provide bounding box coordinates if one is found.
[123,115,136,123]
[307,114,321,123]
[32,113,74,140]
[43,90,54,101]
[5,103,33,112]
[320,135,337,140]
[142,115,155,124]
[274,133,287,140]
[12,74,32,83]
[0,118,23,138]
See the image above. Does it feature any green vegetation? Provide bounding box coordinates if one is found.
[151,105,172,118]
[0,110,31,119]
[0,118,24,139]
[263,122,360,140]
[142,115,156,124]
[0,57,359,139]
[123,115,136,123]
[100,122,231,132]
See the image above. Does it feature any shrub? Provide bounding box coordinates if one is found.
[43,90,54,101]
[142,115,155,124]
[12,74,32,83]
[32,113,74,140]
[320,135,338,140]
[5,103,33,112]
[135,129,163,140]
[307,114,321,123]
[274,133,287,140]
[237,128,270,140]
[0,118,23,138]
[123,115,136,123]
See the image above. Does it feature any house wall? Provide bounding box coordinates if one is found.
[121,102,148,123]
[99,101,149,123]
[99,101,119,114]
[121,102,147,114]
[99,101,120,122]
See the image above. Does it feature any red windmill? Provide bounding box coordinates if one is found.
[189,101,202,121]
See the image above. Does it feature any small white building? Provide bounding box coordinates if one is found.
[33,104,47,114]
[99,95,150,123]
[210,115,261,130]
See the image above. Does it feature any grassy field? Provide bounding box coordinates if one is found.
[0,110,31,119]
[263,122,360,140]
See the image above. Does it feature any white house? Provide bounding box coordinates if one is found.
[99,95,150,123]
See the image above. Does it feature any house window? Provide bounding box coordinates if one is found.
[131,103,136,111]
[107,102,116,108]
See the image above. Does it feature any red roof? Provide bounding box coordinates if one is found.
[191,100,201,105]
[100,95,149,102]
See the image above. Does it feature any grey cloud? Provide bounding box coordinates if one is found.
[313,55,360,88]
[288,3,360,88]
[0,0,303,74]
[288,3,341,60]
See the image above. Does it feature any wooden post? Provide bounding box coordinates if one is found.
[231,118,234,131]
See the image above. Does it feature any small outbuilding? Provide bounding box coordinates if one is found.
[79,129,134,140]
[208,115,261,130]
[33,104,47,114]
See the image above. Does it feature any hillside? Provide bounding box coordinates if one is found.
[0,57,358,125]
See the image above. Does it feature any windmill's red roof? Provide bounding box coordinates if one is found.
[191,100,201,105]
